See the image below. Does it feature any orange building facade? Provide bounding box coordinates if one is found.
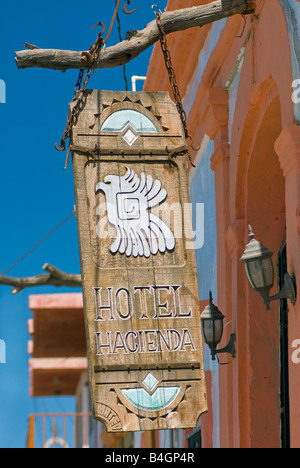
[145,0,300,449]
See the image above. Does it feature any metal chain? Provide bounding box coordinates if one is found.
[55,27,104,161]
[56,1,137,169]
[153,6,198,167]
[116,0,129,91]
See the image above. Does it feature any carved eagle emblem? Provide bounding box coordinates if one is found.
[95,168,175,258]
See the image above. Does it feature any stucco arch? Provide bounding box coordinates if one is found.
[230,0,296,223]
[234,78,283,222]
[246,92,285,242]
[231,81,286,448]
[223,0,295,447]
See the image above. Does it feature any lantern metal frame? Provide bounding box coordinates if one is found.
[241,226,297,311]
[200,292,236,361]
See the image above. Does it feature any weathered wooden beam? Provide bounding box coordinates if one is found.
[15,0,254,71]
[0,263,81,294]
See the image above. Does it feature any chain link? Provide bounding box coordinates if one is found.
[55,29,104,159]
[153,7,198,167]
[56,3,193,170]
[56,1,137,167]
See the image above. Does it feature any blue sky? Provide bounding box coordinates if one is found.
[0,0,167,448]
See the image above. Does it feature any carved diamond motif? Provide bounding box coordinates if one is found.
[142,373,159,393]
[122,127,139,146]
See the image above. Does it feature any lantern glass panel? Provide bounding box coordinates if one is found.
[202,319,223,346]
[245,256,274,291]
[261,257,274,286]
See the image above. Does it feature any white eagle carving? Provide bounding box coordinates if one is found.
[95,168,175,258]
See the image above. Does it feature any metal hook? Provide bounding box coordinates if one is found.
[152,4,162,15]
[91,21,105,36]
[83,22,105,60]
[91,22,106,36]
[188,135,201,152]
[123,0,137,14]
[102,0,122,44]
[55,142,65,152]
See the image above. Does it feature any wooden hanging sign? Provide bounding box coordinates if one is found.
[72,90,207,432]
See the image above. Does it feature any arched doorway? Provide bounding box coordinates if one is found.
[236,86,287,447]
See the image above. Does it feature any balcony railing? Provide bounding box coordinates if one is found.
[27,413,100,448]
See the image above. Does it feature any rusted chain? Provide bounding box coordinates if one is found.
[56,0,137,166]
[152,5,198,167]
[55,25,104,158]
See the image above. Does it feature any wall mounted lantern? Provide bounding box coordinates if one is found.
[241,225,297,311]
[200,292,236,361]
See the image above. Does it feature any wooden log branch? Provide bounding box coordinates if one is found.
[0,264,82,294]
[15,0,255,71]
